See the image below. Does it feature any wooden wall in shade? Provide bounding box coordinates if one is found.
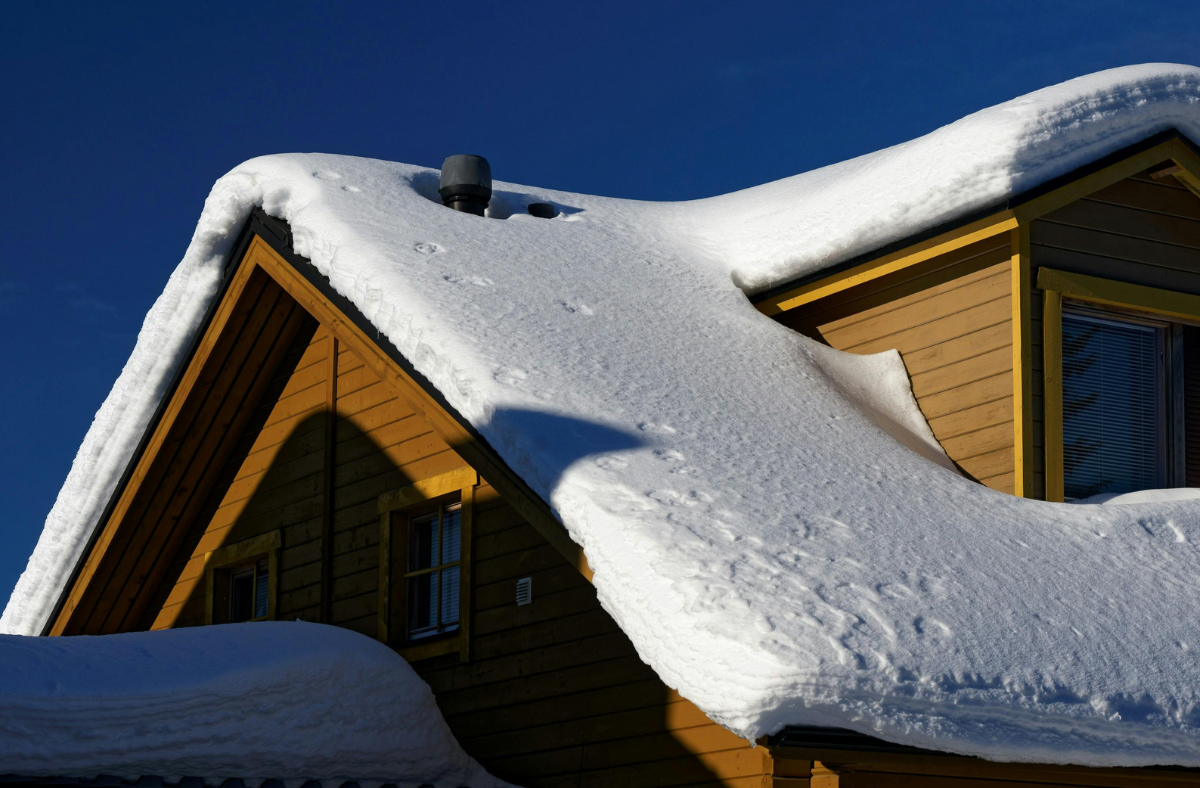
[776,236,1016,494]
[1031,165,1200,497]
[144,278,768,787]
[769,749,1200,788]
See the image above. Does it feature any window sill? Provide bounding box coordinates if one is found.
[398,632,466,663]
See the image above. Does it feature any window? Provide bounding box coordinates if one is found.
[228,557,271,622]
[1061,310,1169,500]
[1040,267,1200,502]
[378,467,477,662]
[404,501,462,640]
[204,531,280,625]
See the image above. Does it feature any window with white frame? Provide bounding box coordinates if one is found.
[403,500,462,640]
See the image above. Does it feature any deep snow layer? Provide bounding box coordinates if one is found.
[693,63,1200,292]
[0,623,506,787]
[8,64,1200,767]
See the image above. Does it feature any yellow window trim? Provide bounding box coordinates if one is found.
[1037,267,1200,502]
[755,211,1019,316]
[1038,268,1200,323]
[1011,227,1034,498]
[377,466,478,514]
[377,467,478,662]
[203,530,281,625]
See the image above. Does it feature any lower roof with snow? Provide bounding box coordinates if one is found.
[0,622,505,787]
[8,63,1200,768]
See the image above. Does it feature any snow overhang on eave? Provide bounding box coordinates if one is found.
[751,128,1200,314]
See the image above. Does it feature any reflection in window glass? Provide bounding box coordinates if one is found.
[229,557,269,623]
[404,502,462,640]
[1062,311,1165,500]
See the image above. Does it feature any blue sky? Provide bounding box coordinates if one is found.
[1,1,1197,617]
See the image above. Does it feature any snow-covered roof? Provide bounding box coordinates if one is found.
[7,63,1200,768]
[0,622,506,787]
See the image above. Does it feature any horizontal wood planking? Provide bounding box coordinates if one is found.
[796,256,1015,490]
[326,345,473,639]
[73,272,278,632]
[1033,172,1200,298]
[814,269,1011,352]
[1033,172,1200,498]
[779,236,1013,333]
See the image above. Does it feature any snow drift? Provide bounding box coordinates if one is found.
[8,64,1200,767]
[0,622,506,786]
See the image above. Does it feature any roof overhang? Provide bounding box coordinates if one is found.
[754,129,1200,317]
[43,209,591,636]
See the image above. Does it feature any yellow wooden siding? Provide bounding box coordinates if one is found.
[780,237,1015,493]
[420,480,767,788]
[327,341,466,637]
[1032,170,1200,296]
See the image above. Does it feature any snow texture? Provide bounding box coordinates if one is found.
[0,622,507,787]
[8,64,1200,767]
[1078,488,1200,505]
[693,63,1200,292]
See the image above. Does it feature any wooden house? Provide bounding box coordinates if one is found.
[11,104,1200,787]
[758,131,1200,504]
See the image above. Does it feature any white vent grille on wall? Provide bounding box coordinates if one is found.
[515,576,532,606]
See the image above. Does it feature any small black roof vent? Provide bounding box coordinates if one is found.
[527,202,556,219]
[439,155,492,216]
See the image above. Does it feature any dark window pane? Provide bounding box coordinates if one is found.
[254,558,269,619]
[440,565,460,629]
[442,506,462,564]
[408,512,438,571]
[229,566,255,623]
[407,572,439,639]
[1062,312,1165,500]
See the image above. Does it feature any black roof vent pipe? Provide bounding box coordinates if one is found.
[439,155,492,216]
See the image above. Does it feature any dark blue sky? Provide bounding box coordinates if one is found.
[1,2,1196,615]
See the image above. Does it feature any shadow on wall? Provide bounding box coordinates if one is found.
[139,325,728,785]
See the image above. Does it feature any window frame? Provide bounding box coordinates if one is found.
[203,530,281,625]
[377,467,477,662]
[1041,267,1200,501]
[1059,304,1174,499]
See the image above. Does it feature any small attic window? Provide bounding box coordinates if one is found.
[228,558,270,623]
[204,531,280,625]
